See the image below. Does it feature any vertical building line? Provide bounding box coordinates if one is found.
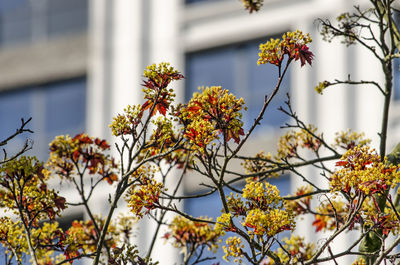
[103,0,113,140]
[142,0,150,73]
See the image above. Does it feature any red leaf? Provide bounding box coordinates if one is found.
[94,138,110,150]
[54,196,66,210]
[335,161,348,167]
[105,173,118,185]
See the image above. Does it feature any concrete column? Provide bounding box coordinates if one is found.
[353,38,384,148]
[87,0,112,138]
[290,18,318,247]
[148,0,184,102]
[146,1,183,263]
[111,0,144,112]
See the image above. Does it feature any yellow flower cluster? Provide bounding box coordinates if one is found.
[284,30,313,46]
[242,151,279,179]
[333,129,371,150]
[109,104,143,136]
[226,193,246,217]
[167,216,222,252]
[128,164,155,181]
[32,222,64,264]
[242,180,281,209]
[143,62,180,86]
[127,176,163,218]
[47,134,78,165]
[244,208,293,237]
[223,236,244,263]
[65,220,98,254]
[215,213,233,234]
[266,235,316,264]
[258,38,282,66]
[331,146,400,195]
[180,86,246,148]
[0,156,66,223]
[352,257,366,265]
[0,217,27,259]
[358,197,400,235]
[142,62,183,116]
[0,217,68,265]
[258,30,312,66]
[46,134,118,184]
[276,125,321,160]
[65,217,118,259]
[217,179,294,262]
[184,118,218,148]
[314,81,330,94]
[138,116,182,162]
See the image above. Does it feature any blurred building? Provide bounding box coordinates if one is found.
[0,0,399,264]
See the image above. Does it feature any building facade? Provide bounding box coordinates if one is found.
[0,0,399,264]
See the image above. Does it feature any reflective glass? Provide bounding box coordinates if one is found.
[0,78,86,161]
[45,78,86,136]
[0,0,88,47]
[186,47,235,98]
[47,0,88,37]
[0,88,32,140]
[0,3,31,46]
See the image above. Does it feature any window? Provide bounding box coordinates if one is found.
[185,38,290,133]
[0,77,86,161]
[0,0,88,47]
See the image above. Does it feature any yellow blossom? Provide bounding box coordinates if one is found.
[314,81,330,94]
[166,216,222,253]
[223,236,244,263]
[333,129,371,150]
[126,176,163,218]
[352,257,366,265]
[258,30,313,67]
[180,86,246,150]
[330,146,400,195]
[265,235,316,264]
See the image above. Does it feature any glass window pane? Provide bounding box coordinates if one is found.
[44,78,86,137]
[0,88,33,159]
[0,78,86,161]
[47,0,88,37]
[186,48,235,100]
[0,89,32,140]
[0,2,31,46]
[0,0,26,11]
